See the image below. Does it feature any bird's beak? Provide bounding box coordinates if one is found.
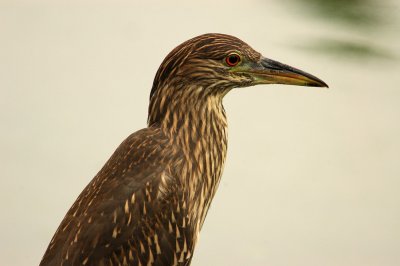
[250,57,328,88]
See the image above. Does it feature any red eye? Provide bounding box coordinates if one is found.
[225,53,241,67]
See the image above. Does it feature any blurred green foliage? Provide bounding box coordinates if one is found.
[298,0,386,27]
[298,39,396,61]
[280,0,398,61]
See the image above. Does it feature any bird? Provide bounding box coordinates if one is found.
[40,33,328,266]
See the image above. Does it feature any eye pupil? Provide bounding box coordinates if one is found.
[226,53,240,66]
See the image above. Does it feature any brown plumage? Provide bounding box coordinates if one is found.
[40,33,327,266]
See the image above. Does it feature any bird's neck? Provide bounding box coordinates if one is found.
[148,84,229,227]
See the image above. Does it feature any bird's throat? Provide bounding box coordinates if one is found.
[148,85,229,229]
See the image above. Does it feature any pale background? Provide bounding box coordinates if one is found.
[1,0,399,265]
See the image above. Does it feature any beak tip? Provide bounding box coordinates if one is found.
[308,80,328,88]
[311,78,328,89]
[320,82,329,89]
[321,81,329,89]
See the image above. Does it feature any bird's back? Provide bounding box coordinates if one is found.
[40,126,194,265]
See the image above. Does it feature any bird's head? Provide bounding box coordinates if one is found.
[148,33,328,125]
[150,33,328,100]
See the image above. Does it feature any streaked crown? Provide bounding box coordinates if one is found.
[150,33,262,99]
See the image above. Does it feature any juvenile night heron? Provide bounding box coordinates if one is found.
[40,33,328,266]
